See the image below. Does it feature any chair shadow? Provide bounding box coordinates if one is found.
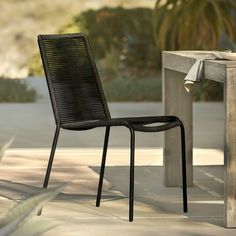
[91,165,224,227]
[0,165,224,227]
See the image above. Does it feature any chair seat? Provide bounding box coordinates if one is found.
[61,116,181,132]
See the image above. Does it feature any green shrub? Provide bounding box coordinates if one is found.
[102,76,223,102]
[29,7,158,77]
[102,77,162,102]
[98,47,122,80]
[61,7,156,64]
[0,78,37,103]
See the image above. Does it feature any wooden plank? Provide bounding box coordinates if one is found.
[162,52,196,74]
[163,51,235,84]
[162,68,193,187]
[224,67,236,228]
[204,61,226,83]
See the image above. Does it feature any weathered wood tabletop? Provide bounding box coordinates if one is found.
[162,51,236,228]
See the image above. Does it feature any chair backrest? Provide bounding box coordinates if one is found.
[38,33,110,125]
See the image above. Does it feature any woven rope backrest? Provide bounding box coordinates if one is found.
[38,33,110,124]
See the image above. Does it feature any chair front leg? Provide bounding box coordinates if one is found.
[179,123,188,213]
[96,126,110,207]
[38,125,60,215]
[129,127,135,222]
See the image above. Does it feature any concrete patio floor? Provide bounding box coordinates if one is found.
[0,78,231,234]
[0,148,235,235]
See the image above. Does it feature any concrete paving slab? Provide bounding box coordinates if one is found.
[0,148,233,235]
[40,218,235,236]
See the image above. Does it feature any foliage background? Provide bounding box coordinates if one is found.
[0,0,154,78]
[1,0,236,102]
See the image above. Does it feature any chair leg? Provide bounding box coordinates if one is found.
[37,125,60,215]
[96,127,110,207]
[129,127,135,222]
[180,123,188,213]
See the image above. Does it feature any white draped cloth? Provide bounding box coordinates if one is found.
[184,51,223,89]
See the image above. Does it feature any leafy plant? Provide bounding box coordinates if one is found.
[0,138,64,235]
[0,186,64,236]
[153,0,236,50]
[0,137,14,162]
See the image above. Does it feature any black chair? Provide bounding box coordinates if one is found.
[38,33,187,222]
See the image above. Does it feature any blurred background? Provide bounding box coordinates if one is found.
[0,0,235,148]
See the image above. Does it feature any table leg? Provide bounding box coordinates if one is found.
[224,68,236,228]
[163,68,193,186]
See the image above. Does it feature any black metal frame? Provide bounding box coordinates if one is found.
[37,33,188,221]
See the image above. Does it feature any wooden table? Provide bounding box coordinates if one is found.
[162,51,236,228]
